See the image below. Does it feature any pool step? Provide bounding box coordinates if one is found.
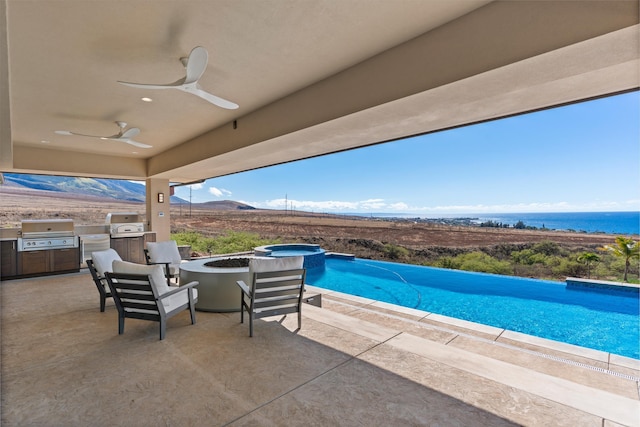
[307,289,640,397]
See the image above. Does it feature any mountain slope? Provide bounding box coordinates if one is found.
[2,173,181,203]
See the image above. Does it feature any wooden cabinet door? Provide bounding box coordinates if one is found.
[1,240,18,278]
[19,250,48,275]
[51,248,79,272]
[128,237,145,264]
[110,238,127,261]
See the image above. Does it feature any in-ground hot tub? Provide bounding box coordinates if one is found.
[179,256,256,312]
[254,243,326,269]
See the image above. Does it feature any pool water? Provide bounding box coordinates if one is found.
[306,258,640,359]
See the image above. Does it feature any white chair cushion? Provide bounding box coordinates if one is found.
[249,256,304,273]
[91,249,122,277]
[146,241,182,264]
[111,260,171,296]
[161,288,198,313]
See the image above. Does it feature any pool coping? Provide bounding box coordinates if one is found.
[566,276,640,290]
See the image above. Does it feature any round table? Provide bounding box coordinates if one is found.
[179,258,251,312]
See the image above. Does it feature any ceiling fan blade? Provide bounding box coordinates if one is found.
[120,127,140,139]
[117,80,183,89]
[55,130,103,138]
[117,46,237,110]
[120,139,152,149]
[190,87,239,109]
[184,46,208,84]
[56,123,150,148]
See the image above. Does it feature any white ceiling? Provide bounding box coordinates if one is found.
[1,0,638,183]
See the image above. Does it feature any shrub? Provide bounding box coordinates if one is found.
[552,258,582,277]
[209,231,281,254]
[171,231,280,255]
[171,231,216,253]
[434,251,510,275]
[434,257,461,270]
[383,244,409,260]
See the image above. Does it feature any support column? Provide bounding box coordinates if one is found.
[145,178,170,242]
[0,0,14,169]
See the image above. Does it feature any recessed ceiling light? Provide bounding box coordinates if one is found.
[40,140,50,144]
[141,97,153,102]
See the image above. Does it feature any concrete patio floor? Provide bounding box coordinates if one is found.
[1,271,639,426]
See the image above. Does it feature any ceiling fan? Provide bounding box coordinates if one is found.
[117,46,239,110]
[55,121,152,148]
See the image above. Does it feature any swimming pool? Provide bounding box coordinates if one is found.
[305,257,640,359]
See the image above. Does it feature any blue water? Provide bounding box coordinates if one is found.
[472,211,640,235]
[307,258,640,359]
[355,211,640,235]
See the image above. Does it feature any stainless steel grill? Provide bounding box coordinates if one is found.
[106,212,145,238]
[18,219,79,251]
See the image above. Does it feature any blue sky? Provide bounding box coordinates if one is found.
[173,92,640,215]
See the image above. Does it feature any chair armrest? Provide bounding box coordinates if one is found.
[147,261,171,270]
[158,281,199,299]
[236,280,251,296]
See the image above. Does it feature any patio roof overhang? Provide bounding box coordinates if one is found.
[1,1,638,184]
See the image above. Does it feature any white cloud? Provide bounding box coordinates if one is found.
[246,198,640,215]
[189,183,204,190]
[209,187,232,198]
[411,200,640,214]
[254,198,402,212]
[388,202,410,211]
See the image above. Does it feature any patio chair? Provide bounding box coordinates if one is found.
[236,256,306,337]
[88,248,122,312]
[145,240,184,286]
[105,260,199,340]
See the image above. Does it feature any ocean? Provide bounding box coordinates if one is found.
[352,211,640,235]
[470,212,639,235]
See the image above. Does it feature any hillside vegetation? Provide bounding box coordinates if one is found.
[171,210,639,283]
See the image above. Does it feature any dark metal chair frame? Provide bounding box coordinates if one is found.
[105,271,198,340]
[87,259,112,312]
[237,268,306,337]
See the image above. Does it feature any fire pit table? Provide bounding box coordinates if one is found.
[179,256,258,312]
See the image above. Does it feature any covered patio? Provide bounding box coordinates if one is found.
[2,1,639,425]
[2,271,638,426]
